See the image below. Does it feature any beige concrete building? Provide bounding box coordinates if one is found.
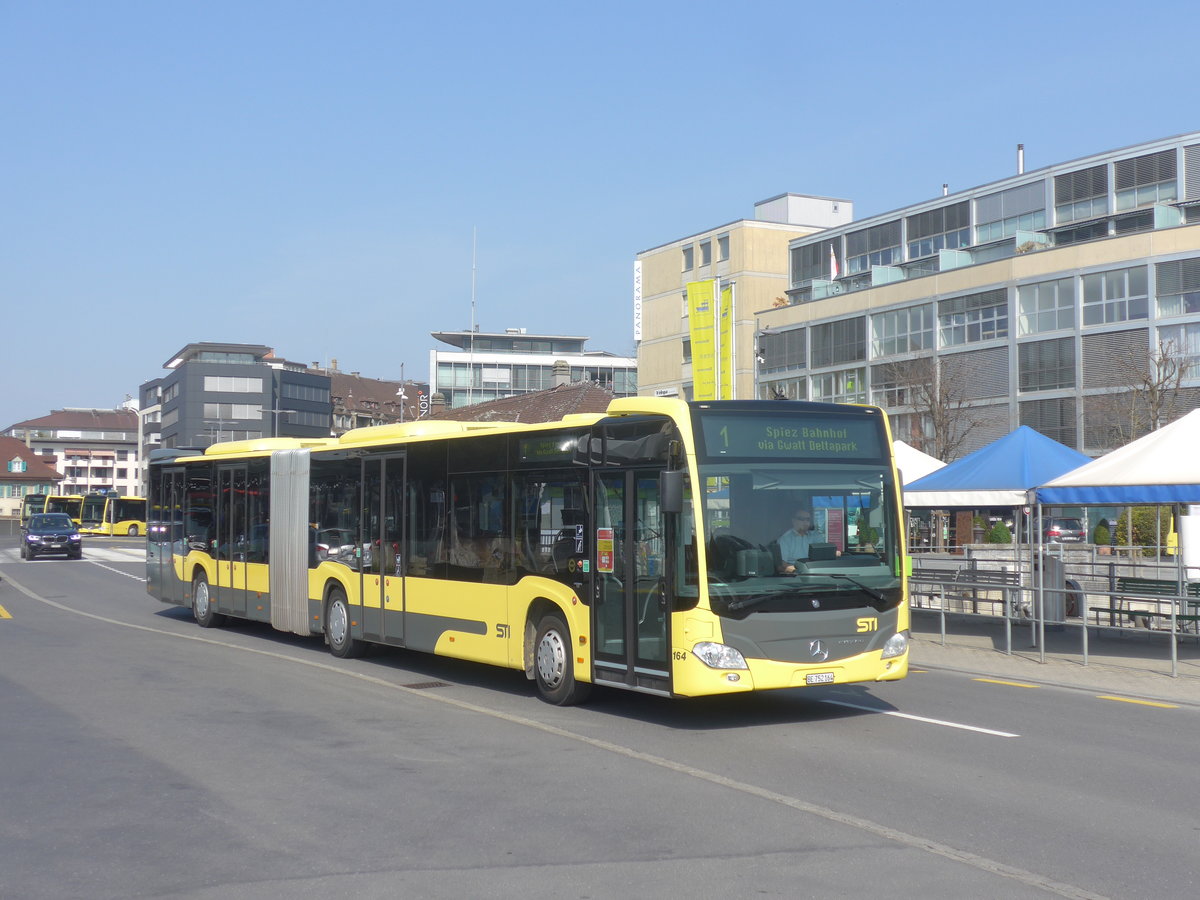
[635,194,852,400]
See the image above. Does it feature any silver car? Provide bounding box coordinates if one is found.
[1043,517,1086,543]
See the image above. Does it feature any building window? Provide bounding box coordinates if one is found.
[717,234,729,261]
[871,305,934,357]
[1115,149,1177,211]
[811,368,866,404]
[1054,165,1108,224]
[938,288,1009,346]
[1156,257,1200,317]
[759,376,806,401]
[7,458,27,473]
[975,182,1046,243]
[906,202,970,259]
[1082,266,1148,326]
[846,221,901,275]
[699,241,711,266]
[758,328,805,373]
[1018,338,1076,392]
[1157,322,1200,375]
[1020,397,1077,448]
[203,375,263,393]
[682,338,692,364]
[682,245,694,271]
[203,403,261,420]
[791,240,839,284]
[1017,277,1076,335]
[811,317,866,368]
[870,358,929,408]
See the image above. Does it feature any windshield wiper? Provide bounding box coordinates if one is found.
[726,592,782,612]
[825,573,889,611]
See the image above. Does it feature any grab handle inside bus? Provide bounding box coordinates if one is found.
[660,470,683,514]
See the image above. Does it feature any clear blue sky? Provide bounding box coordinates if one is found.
[2,0,1194,428]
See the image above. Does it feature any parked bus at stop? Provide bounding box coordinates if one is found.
[147,398,909,705]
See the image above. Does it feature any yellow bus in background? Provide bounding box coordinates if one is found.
[81,492,148,536]
[147,398,909,705]
[44,494,84,525]
[20,494,48,527]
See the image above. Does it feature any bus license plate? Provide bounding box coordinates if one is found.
[806,672,835,685]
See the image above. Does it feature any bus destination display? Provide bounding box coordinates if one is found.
[697,414,883,460]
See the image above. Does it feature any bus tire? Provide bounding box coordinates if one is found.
[193,573,226,628]
[326,587,363,659]
[534,612,591,706]
[127,525,139,537]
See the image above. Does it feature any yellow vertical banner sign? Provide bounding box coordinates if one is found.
[687,280,716,400]
[719,283,734,400]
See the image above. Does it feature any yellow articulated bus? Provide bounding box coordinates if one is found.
[146,398,909,705]
[80,492,148,536]
[44,494,84,525]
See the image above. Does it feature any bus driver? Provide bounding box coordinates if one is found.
[777,508,817,574]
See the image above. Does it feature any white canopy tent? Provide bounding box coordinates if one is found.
[893,440,945,487]
[1032,409,1200,506]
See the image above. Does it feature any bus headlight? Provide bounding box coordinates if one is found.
[881,630,909,659]
[692,642,749,670]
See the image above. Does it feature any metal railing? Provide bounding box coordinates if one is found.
[910,547,1200,677]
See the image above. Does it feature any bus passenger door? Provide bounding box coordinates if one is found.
[215,465,249,617]
[362,454,405,645]
[592,470,670,695]
[150,468,187,606]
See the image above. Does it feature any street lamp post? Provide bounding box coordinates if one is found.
[264,408,291,437]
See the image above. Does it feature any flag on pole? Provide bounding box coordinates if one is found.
[829,245,839,281]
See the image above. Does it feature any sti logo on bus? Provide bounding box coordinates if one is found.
[856,617,878,633]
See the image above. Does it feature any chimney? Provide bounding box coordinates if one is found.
[431,392,446,411]
[942,183,948,196]
[1017,143,1025,175]
[552,359,570,388]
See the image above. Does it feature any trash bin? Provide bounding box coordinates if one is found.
[1033,553,1066,624]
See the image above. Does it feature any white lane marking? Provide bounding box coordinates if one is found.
[821,698,1020,738]
[87,559,147,583]
[3,572,1100,900]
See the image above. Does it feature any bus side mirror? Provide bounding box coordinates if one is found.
[660,470,683,514]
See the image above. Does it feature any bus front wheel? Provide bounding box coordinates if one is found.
[193,573,226,628]
[534,612,591,706]
[326,587,363,659]
[127,525,139,537]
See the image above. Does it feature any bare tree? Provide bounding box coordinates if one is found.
[872,354,989,462]
[1086,337,1192,450]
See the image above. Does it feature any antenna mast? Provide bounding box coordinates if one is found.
[469,227,477,405]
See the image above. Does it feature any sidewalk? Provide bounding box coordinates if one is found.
[909,609,1200,707]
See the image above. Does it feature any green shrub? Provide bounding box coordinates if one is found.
[1115,507,1171,556]
[1092,520,1110,545]
[984,521,1012,544]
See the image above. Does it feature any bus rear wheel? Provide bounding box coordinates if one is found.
[193,573,226,628]
[127,525,139,537]
[534,612,591,706]
[326,587,363,659]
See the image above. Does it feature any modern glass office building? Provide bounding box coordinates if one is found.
[428,329,637,409]
[638,133,1200,459]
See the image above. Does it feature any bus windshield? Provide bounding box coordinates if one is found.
[81,495,107,526]
[686,404,901,617]
[693,460,901,613]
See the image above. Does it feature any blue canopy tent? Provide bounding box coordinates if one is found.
[904,426,1092,509]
